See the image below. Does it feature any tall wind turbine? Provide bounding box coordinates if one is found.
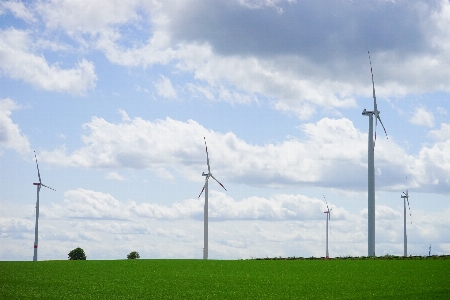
[323,195,332,259]
[362,51,388,256]
[400,189,411,257]
[198,137,227,260]
[33,151,56,261]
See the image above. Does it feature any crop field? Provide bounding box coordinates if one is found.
[1,258,449,299]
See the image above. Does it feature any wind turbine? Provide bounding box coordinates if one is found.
[323,195,332,259]
[362,51,388,256]
[198,137,227,260]
[400,189,412,257]
[33,151,56,261]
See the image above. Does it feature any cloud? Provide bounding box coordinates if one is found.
[429,123,450,141]
[0,98,30,155]
[175,44,356,118]
[105,171,126,181]
[154,75,177,99]
[38,113,449,193]
[44,188,340,222]
[436,106,448,116]
[49,189,131,220]
[0,217,34,236]
[206,192,341,221]
[38,115,368,187]
[413,124,450,191]
[10,0,445,118]
[155,167,175,180]
[165,0,450,97]
[0,0,36,22]
[132,191,337,221]
[410,107,435,127]
[0,29,97,95]
[36,0,144,33]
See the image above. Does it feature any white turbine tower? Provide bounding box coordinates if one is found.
[362,51,388,256]
[400,189,412,257]
[198,137,227,260]
[33,151,56,261]
[323,195,332,259]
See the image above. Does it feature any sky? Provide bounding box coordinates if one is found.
[0,0,449,261]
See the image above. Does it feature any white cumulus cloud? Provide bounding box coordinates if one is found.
[0,29,97,95]
[105,171,126,181]
[154,75,177,99]
[37,113,450,193]
[410,107,435,128]
[0,98,30,155]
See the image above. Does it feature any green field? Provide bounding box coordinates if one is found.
[1,258,449,299]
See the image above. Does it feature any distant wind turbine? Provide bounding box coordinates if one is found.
[198,137,227,260]
[33,151,56,261]
[362,51,388,256]
[400,189,412,257]
[323,195,332,259]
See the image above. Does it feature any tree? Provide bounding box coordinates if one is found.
[127,251,140,259]
[68,247,87,260]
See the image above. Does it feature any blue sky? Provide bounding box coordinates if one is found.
[1,0,449,261]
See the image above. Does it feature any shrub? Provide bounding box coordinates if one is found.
[127,251,140,259]
[68,247,87,260]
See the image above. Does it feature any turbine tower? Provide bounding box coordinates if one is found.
[323,195,332,259]
[400,189,411,257]
[362,51,388,256]
[198,137,227,260]
[33,151,56,261]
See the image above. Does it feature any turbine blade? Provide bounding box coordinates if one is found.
[368,50,385,150]
[374,116,378,148]
[368,51,377,111]
[323,195,329,211]
[204,137,210,173]
[377,115,388,139]
[198,185,205,198]
[198,176,209,198]
[34,151,42,184]
[41,184,56,191]
[210,174,227,191]
[406,197,412,222]
[198,186,205,198]
[329,211,331,235]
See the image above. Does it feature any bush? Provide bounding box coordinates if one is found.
[68,247,87,260]
[127,251,140,259]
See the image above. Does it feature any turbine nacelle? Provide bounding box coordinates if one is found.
[33,182,56,191]
[323,195,332,220]
[324,208,332,219]
[401,189,412,224]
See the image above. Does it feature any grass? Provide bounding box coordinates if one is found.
[1,258,449,299]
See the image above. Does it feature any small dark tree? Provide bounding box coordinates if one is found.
[127,251,140,259]
[68,247,87,260]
